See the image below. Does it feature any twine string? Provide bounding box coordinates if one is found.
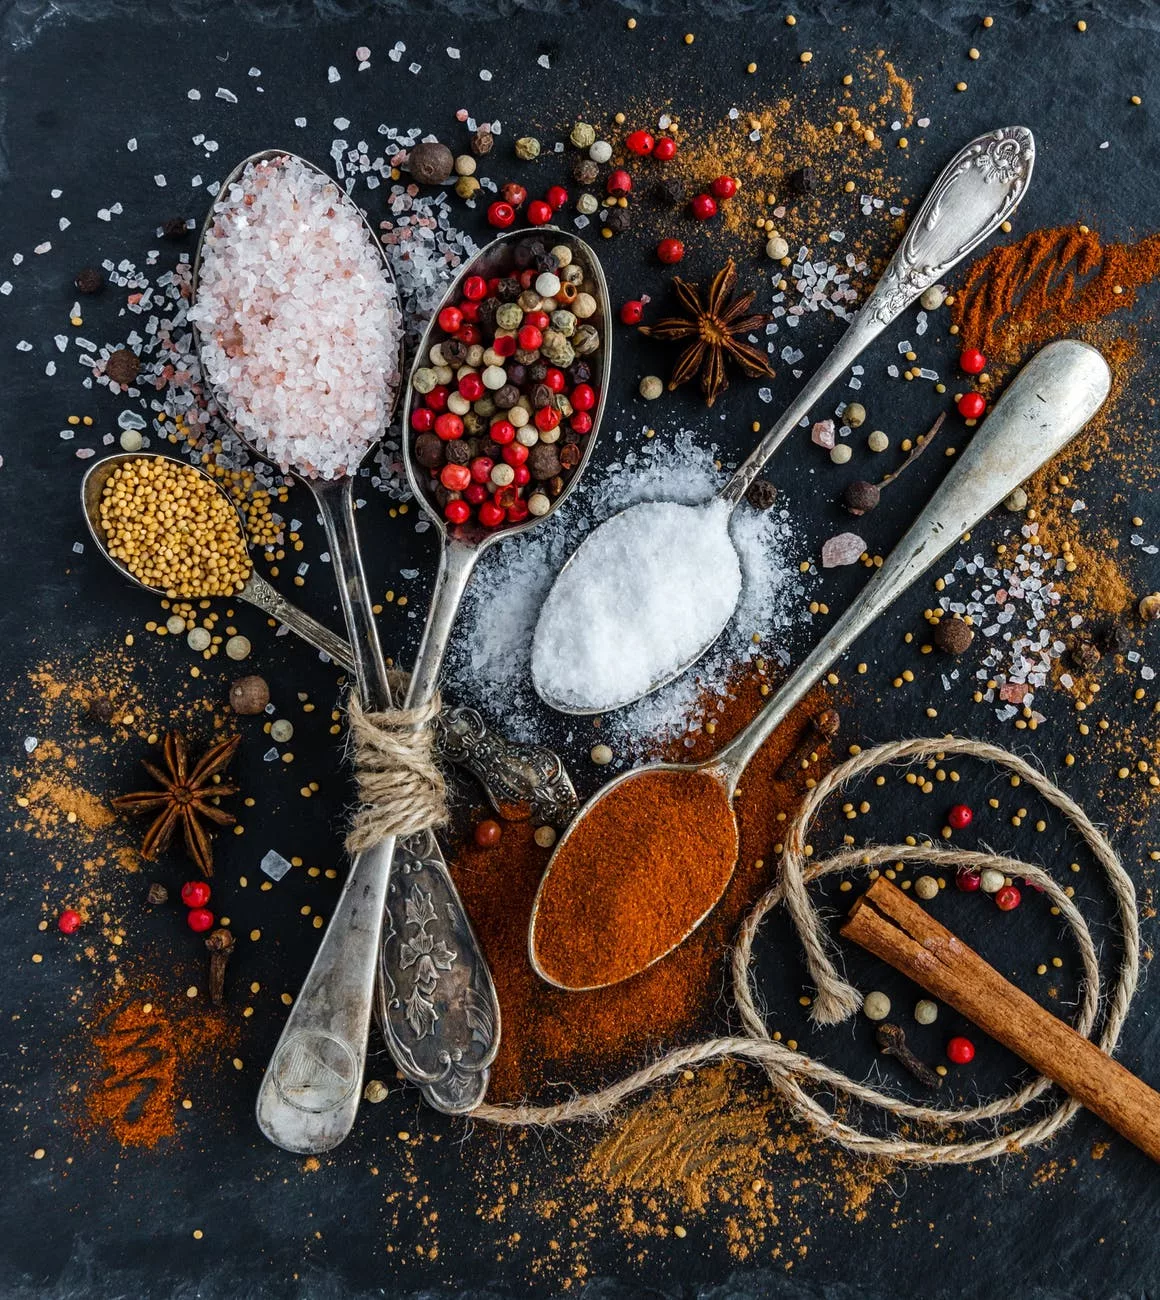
[472,736,1139,1165]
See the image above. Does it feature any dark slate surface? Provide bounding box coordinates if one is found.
[1,1,1159,1296]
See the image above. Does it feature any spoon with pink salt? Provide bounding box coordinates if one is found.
[190,149,499,1151]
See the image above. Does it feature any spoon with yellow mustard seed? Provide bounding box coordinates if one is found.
[81,451,353,666]
[528,340,1110,992]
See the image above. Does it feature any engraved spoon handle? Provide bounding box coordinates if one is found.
[718,126,1035,508]
[241,571,355,669]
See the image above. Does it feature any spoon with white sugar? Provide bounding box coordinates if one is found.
[532,126,1035,715]
[528,340,1111,990]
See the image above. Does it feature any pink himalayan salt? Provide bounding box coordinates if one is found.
[821,532,866,568]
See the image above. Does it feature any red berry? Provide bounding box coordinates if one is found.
[710,175,738,200]
[440,463,471,492]
[180,880,211,909]
[524,309,550,331]
[947,803,973,830]
[462,276,488,302]
[653,137,677,161]
[186,907,214,934]
[487,201,515,229]
[459,300,480,323]
[493,334,517,357]
[410,407,434,433]
[502,442,528,467]
[955,868,981,892]
[571,383,596,411]
[434,412,464,441]
[957,391,986,420]
[493,485,519,510]
[489,420,516,445]
[457,372,484,402]
[513,464,531,487]
[657,238,685,264]
[465,483,487,505]
[469,456,494,484]
[544,367,566,393]
[527,199,553,225]
[478,501,505,528]
[626,129,655,156]
[691,193,718,220]
[518,324,544,352]
[570,411,593,434]
[437,305,463,333]
[535,405,561,432]
[501,183,527,209]
[425,384,449,412]
[607,169,633,197]
[946,1036,976,1065]
[959,346,987,375]
[507,497,530,523]
[545,185,568,211]
[995,884,1022,912]
[454,323,481,346]
[620,300,644,325]
[474,818,502,847]
[444,499,471,525]
[57,908,82,934]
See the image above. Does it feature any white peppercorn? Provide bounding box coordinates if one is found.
[590,743,613,765]
[844,401,866,427]
[914,874,939,901]
[576,193,599,215]
[119,429,144,452]
[490,463,516,487]
[270,719,294,743]
[830,444,852,465]
[187,627,211,652]
[919,284,947,311]
[914,999,939,1025]
[535,272,561,297]
[867,430,889,453]
[225,635,251,661]
[979,868,1006,894]
[639,375,664,400]
[454,154,476,176]
[166,614,186,635]
[589,140,613,164]
[863,990,891,1021]
[765,236,789,260]
[549,244,573,268]
[481,365,508,390]
[533,824,557,847]
[528,493,551,517]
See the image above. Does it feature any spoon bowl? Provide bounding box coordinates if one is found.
[529,339,1111,990]
[531,126,1036,716]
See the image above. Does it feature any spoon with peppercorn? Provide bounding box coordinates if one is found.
[532,125,1036,715]
[528,340,1111,991]
[187,148,501,1151]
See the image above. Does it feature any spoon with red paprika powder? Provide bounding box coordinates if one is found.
[528,340,1111,991]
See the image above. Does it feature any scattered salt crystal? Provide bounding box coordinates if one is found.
[154,174,167,187]
[216,87,238,103]
[447,47,461,59]
[187,88,201,100]
[328,65,341,82]
[811,420,836,449]
[757,387,773,403]
[0,283,10,295]
[532,501,743,712]
[294,116,307,128]
[59,218,70,231]
[249,66,262,76]
[355,46,371,61]
[537,54,551,68]
[23,737,38,754]
[260,850,293,881]
[480,68,493,81]
[408,62,422,74]
[821,532,865,568]
[334,117,350,130]
[34,241,51,254]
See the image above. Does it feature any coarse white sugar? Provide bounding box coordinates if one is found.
[532,501,742,712]
[190,154,403,480]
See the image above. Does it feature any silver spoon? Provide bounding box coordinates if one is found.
[185,148,496,1150]
[527,339,1111,990]
[81,451,579,827]
[531,125,1036,716]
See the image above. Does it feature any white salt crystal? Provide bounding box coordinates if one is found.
[216,87,238,103]
[531,501,742,712]
[154,174,167,187]
[23,737,38,754]
[260,850,293,881]
[328,65,341,82]
[187,88,201,100]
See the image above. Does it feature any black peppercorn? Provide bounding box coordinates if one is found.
[546,474,565,498]
[443,342,469,369]
[842,480,880,515]
[745,479,778,511]
[105,348,140,387]
[514,240,543,269]
[572,157,600,186]
[471,128,494,156]
[558,443,581,471]
[444,439,471,465]
[567,361,592,386]
[527,361,548,383]
[161,217,189,240]
[497,276,521,302]
[147,882,169,906]
[532,383,553,409]
[87,695,115,723]
[462,412,485,436]
[477,299,499,333]
[1069,638,1101,673]
[494,384,520,410]
[652,178,685,206]
[528,444,562,480]
[74,266,104,294]
[505,362,527,388]
[787,165,817,195]
[407,141,454,185]
[1095,619,1131,655]
[535,251,560,275]
[433,484,454,509]
[413,432,444,469]
[933,617,974,655]
[605,208,631,234]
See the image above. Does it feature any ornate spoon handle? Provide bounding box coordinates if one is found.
[240,571,354,667]
[718,126,1035,507]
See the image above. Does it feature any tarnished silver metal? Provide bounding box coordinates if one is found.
[435,706,579,827]
[533,126,1036,717]
[377,226,610,1111]
[184,147,495,1150]
[84,453,574,823]
[81,451,354,669]
[529,340,1111,989]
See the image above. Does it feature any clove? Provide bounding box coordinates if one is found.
[776,708,841,781]
[876,1022,942,1089]
[205,927,235,1005]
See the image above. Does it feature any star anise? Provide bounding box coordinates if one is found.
[111,732,240,877]
[640,258,775,407]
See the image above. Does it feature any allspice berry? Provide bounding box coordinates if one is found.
[571,157,600,187]
[74,266,104,294]
[843,480,880,515]
[407,141,454,185]
[1139,592,1160,622]
[105,348,140,387]
[230,675,270,715]
[933,617,974,655]
[470,127,494,156]
[745,479,778,511]
[87,695,115,723]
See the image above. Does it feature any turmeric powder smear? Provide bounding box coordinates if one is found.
[953,225,1160,363]
[532,767,738,990]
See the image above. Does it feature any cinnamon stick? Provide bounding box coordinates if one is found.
[841,877,1160,1164]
